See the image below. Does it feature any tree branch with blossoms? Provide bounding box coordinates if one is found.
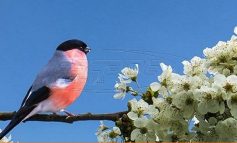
[95,27,237,142]
[2,27,237,142]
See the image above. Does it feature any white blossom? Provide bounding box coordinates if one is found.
[95,121,108,136]
[158,63,173,85]
[150,82,160,92]
[127,98,149,120]
[172,91,195,119]
[150,63,173,97]
[112,127,121,135]
[131,118,157,142]
[213,74,237,93]
[114,64,140,100]
[120,64,139,82]
[182,56,207,76]
[97,130,112,142]
[113,81,127,99]
[96,122,121,142]
[204,34,237,75]
[195,86,225,114]
[170,74,204,94]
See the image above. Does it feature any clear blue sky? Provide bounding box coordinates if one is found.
[0,0,237,142]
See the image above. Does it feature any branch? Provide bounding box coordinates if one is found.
[0,111,128,124]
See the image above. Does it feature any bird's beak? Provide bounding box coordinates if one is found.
[85,47,91,54]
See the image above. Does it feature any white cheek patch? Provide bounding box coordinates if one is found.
[54,78,72,88]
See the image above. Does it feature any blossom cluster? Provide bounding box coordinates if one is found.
[95,121,121,142]
[96,28,237,142]
[113,64,139,99]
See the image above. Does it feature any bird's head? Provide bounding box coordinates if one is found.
[56,39,91,54]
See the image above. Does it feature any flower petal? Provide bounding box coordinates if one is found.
[150,82,161,91]
[127,112,138,120]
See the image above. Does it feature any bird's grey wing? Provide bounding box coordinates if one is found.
[31,51,75,91]
[21,51,75,107]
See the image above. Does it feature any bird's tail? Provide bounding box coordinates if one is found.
[0,106,35,140]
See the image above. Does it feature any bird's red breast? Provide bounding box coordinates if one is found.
[49,49,88,110]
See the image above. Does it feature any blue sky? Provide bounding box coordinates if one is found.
[0,0,237,142]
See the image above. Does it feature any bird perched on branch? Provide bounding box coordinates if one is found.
[0,39,90,139]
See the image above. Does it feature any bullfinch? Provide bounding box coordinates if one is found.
[0,39,90,139]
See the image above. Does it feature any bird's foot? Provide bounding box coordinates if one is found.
[64,111,75,117]
[60,109,75,117]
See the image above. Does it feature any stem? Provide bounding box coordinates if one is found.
[135,80,143,96]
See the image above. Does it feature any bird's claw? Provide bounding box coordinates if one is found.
[63,110,76,117]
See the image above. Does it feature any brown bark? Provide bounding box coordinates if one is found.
[0,111,128,124]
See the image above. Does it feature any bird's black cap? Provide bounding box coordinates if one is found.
[57,39,90,54]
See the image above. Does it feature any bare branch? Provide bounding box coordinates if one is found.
[0,111,128,124]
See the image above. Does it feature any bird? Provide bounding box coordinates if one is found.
[0,39,90,139]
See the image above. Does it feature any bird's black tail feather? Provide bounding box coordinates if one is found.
[0,106,35,140]
[0,117,21,139]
